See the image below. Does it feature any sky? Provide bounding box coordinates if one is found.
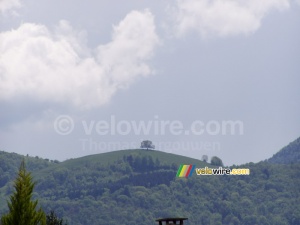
[0,0,299,166]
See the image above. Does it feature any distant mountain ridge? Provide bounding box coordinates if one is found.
[268,137,300,164]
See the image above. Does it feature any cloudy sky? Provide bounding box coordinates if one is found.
[0,0,299,165]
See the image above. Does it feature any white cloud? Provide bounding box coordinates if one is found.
[0,0,21,13]
[0,9,159,109]
[172,0,290,37]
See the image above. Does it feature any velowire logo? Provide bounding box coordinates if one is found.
[176,165,196,178]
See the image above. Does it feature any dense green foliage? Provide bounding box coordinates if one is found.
[0,151,57,190]
[1,160,46,225]
[0,148,299,225]
[0,151,57,211]
[268,137,300,164]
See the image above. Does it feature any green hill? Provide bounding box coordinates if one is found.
[268,137,300,164]
[0,147,299,225]
[37,149,207,172]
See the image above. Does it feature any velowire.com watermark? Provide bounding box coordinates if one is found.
[195,166,250,175]
[54,115,244,136]
[176,165,250,178]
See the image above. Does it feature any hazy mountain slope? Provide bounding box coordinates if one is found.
[268,137,300,164]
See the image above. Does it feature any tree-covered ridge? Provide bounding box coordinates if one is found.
[0,151,59,213]
[0,149,208,221]
[0,148,299,224]
[36,159,300,224]
[0,151,58,189]
[268,137,300,164]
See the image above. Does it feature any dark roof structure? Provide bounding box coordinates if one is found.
[155,218,188,225]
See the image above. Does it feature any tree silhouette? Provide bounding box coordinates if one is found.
[46,211,68,225]
[210,156,224,167]
[140,140,155,150]
[202,155,208,162]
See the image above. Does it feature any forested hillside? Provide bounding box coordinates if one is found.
[268,137,300,164]
[0,149,299,225]
[0,151,57,211]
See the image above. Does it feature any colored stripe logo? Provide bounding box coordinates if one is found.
[176,164,195,178]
